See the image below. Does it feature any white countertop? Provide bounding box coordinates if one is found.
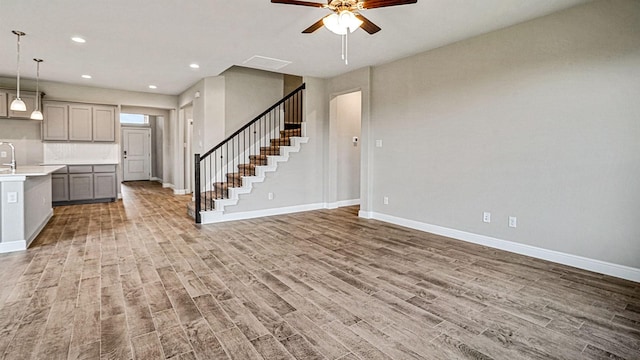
[41,161,119,165]
[0,165,66,178]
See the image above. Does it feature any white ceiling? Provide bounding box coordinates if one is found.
[0,0,591,95]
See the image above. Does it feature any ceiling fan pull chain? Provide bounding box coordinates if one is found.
[345,30,349,65]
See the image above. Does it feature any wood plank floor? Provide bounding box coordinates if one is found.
[1,181,639,360]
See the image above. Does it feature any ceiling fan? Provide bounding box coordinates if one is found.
[271,0,418,35]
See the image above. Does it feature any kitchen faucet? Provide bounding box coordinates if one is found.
[0,142,16,171]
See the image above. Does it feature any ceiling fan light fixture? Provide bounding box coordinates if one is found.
[340,10,363,32]
[323,11,362,35]
[323,14,345,35]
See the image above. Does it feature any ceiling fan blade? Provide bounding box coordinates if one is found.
[355,14,382,34]
[302,17,327,33]
[270,0,326,8]
[360,0,417,9]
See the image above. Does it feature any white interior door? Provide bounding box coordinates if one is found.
[123,127,151,181]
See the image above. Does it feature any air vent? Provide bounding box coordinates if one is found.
[242,55,292,71]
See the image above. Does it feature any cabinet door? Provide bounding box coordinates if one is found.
[7,93,36,119]
[0,92,7,117]
[94,173,116,199]
[93,106,116,142]
[43,102,69,141]
[69,104,93,141]
[69,174,94,200]
[51,174,69,202]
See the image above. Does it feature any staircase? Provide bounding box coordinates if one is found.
[189,84,307,224]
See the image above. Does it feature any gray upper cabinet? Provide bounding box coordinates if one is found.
[0,92,7,117]
[42,101,116,142]
[93,106,116,142]
[69,104,93,141]
[7,93,37,119]
[43,102,68,141]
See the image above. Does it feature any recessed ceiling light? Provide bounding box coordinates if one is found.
[148,85,157,89]
[81,74,92,79]
[71,36,86,43]
[190,63,200,69]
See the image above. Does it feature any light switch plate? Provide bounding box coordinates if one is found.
[0,151,7,158]
[375,140,383,148]
[7,192,18,203]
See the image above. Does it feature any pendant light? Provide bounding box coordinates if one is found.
[30,59,44,120]
[10,30,27,112]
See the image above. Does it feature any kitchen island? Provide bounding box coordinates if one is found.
[0,165,65,253]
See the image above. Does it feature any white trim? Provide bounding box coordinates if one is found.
[202,203,326,223]
[337,199,360,207]
[151,177,163,182]
[173,189,188,195]
[358,210,373,219]
[200,201,358,224]
[0,240,26,253]
[365,212,640,283]
[162,183,174,189]
[325,199,360,209]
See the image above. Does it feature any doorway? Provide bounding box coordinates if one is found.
[182,104,194,194]
[329,91,362,207]
[122,127,151,181]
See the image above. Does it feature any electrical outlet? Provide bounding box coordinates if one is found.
[483,212,491,223]
[375,140,383,148]
[0,151,6,158]
[383,196,389,205]
[7,192,18,203]
[509,216,517,228]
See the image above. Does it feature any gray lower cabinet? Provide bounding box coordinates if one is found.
[94,173,116,199]
[51,174,69,202]
[53,164,117,204]
[69,173,94,201]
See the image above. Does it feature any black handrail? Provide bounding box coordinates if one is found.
[193,83,305,223]
[200,83,306,159]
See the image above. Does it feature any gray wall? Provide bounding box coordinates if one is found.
[225,77,328,213]
[369,0,640,268]
[222,66,284,137]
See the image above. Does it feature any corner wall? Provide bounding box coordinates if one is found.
[369,0,640,271]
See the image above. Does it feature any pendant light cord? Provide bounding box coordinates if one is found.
[16,33,21,99]
[35,61,40,111]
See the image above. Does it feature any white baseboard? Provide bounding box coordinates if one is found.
[358,210,373,219]
[325,199,360,209]
[207,203,326,223]
[337,199,360,207]
[162,183,174,189]
[151,177,163,183]
[173,189,189,195]
[201,200,362,224]
[365,212,640,283]
[0,240,26,253]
